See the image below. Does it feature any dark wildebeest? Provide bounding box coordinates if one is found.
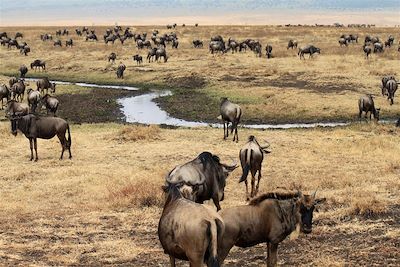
[56,29,62,36]
[385,79,399,105]
[384,40,392,48]
[298,45,320,59]
[349,34,358,43]
[396,118,400,127]
[147,47,157,62]
[156,47,168,62]
[27,89,41,113]
[358,95,380,121]
[65,39,73,47]
[82,27,89,34]
[31,59,46,71]
[11,80,26,102]
[363,45,372,59]
[105,34,118,44]
[193,39,203,48]
[132,54,143,65]
[220,97,242,142]
[211,35,224,42]
[209,41,226,54]
[20,45,30,56]
[75,29,82,36]
[41,94,59,116]
[239,136,271,200]
[8,114,72,161]
[158,183,225,267]
[0,84,11,110]
[85,33,98,41]
[338,38,348,46]
[171,38,179,49]
[53,40,62,47]
[195,23,199,27]
[381,76,396,96]
[62,29,69,36]
[7,39,18,49]
[387,35,395,46]
[265,44,272,58]
[165,151,237,211]
[0,32,7,39]
[217,190,326,267]
[287,39,298,49]
[116,63,126,79]
[108,52,117,63]
[373,42,384,53]
[9,77,18,88]
[36,78,56,95]
[5,99,29,116]
[239,42,247,52]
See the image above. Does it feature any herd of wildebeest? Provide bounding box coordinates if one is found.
[0,25,400,266]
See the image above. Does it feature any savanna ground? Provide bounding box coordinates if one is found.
[0,25,399,266]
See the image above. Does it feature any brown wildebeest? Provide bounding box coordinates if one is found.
[218,190,326,267]
[11,80,26,102]
[27,88,41,113]
[385,79,399,105]
[338,38,348,46]
[381,76,396,96]
[65,39,73,47]
[9,114,72,161]
[9,77,18,88]
[156,47,168,62]
[239,136,271,200]
[53,39,62,47]
[158,182,225,267]
[108,52,117,63]
[19,65,28,78]
[220,97,242,142]
[116,63,126,79]
[5,99,29,116]
[41,94,59,116]
[0,84,11,110]
[147,47,157,62]
[358,95,380,121]
[287,39,298,49]
[36,78,56,95]
[132,54,143,65]
[298,45,320,59]
[363,45,372,59]
[265,44,272,58]
[31,59,46,71]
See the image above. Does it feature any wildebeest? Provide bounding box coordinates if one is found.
[0,32,8,39]
[287,39,298,49]
[265,44,272,58]
[36,77,56,95]
[396,118,400,127]
[5,99,29,116]
[9,77,18,88]
[104,34,118,44]
[8,114,72,161]
[132,54,143,65]
[20,45,30,56]
[209,41,226,54]
[40,33,52,41]
[349,34,358,43]
[147,47,157,62]
[31,59,46,71]
[156,47,168,62]
[53,40,62,47]
[385,79,398,105]
[0,84,10,110]
[373,42,384,53]
[75,28,82,36]
[108,52,117,63]
[171,38,179,49]
[56,30,62,36]
[239,136,271,200]
[298,45,320,59]
[217,190,326,266]
[7,39,18,49]
[65,39,73,47]
[41,94,59,116]
[85,33,98,41]
[11,80,26,102]
[381,76,396,96]
[358,94,380,121]
[27,89,41,113]
[338,38,348,46]
[363,45,372,59]
[165,151,237,211]
[193,39,203,48]
[220,97,242,142]
[158,183,224,267]
[195,23,199,27]
[116,63,126,79]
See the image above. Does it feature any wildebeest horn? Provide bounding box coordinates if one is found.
[311,190,317,198]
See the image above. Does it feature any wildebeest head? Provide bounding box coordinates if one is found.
[374,108,380,121]
[297,191,326,234]
[50,83,56,93]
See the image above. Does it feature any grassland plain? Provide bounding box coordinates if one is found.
[0,26,399,123]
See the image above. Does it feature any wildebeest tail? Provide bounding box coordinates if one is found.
[67,124,72,148]
[205,220,221,267]
[239,149,252,183]
[230,107,242,134]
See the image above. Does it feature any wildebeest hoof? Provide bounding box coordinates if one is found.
[34,158,38,162]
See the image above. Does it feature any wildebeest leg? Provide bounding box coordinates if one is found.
[245,179,250,201]
[267,243,278,267]
[223,122,226,139]
[255,168,262,195]
[29,138,34,161]
[234,126,239,143]
[169,256,176,267]
[58,134,67,160]
[250,171,256,198]
[33,138,38,161]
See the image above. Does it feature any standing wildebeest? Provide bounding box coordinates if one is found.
[56,30,62,36]
[358,95,380,121]
[108,52,117,63]
[381,76,396,96]
[171,38,179,49]
[287,39,298,49]
[220,97,242,143]
[156,47,168,62]
[298,45,320,59]
[373,42,384,53]
[217,190,326,267]
[31,59,46,71]
[239,136,271,200]
[265,44,272,58]
[20,45,30,56]
[363,45,372,59]
[7,39,18,49]
[338,38,348,46]
[75,29,82,36]
[147,47,157,62]
[85,33,98,41]
[8,114,72,161]
[385,79,399,105]
[11,80,25,102]
[0,84,10,110]
[5,100,29,116]
[36,78,56,95]
[193,39,203,48]
[165,151,237,211]
[132,54,143,65]
[0,32,8,39]
[9,77,18,88]
[27,89,41,113]
[209,41,226,54]
[41,94,59,116]
[158,183,225,267]
[349,34,358,43]
[65,39,73,47]
[53,40,62,47]
[116,63,126,79]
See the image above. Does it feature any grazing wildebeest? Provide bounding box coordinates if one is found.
[217,190,326,267]
[298,45,320,59]
[384,40,392,48]
[53,40,62,47]
[31,59,46,71]
[105,34,118,44]
[9,77,18,88]
[227,39,239,53]
[11,80,26,102]
[358,95,380,121]
[56,29,62,36]
[156,47,168,62]
[171,38,179,49]
[27,88,41,113]
[373,42,384,53]
[287,39,298,49]
[220,97,242,142]
[265,44,272,58]
[147,47,157,62]
[239,42,247,52]
[165,151,237,211]
[349,34,358,43]
[253,43,262,57]
[5,99,29,116]
[75,28,82,36]
[132,54,143,65]
[387,35,395,46]
[381,76,396,96]
[385,79,399,105]
[193,39,203,48]
[209,41,226,54]
[41,94,59,116]
[108,52,117,63]
[338,38,348,46]
[65,39,73,47]
[166,24,172,29]
[0,32,7,39]
[116,63,126,79]
[158,183,225,267]
[7,39,18,49]
[85,33,98,41]
[20,45,30,56]
[8,114,72,161]
[36,78,56,95]
[0,84,10,110]
[62,29,69,36]
[363,45,372,59]
[239,136,271,200]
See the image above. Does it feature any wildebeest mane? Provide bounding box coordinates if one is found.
[249,191,300,206]
[163,182,183,206]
